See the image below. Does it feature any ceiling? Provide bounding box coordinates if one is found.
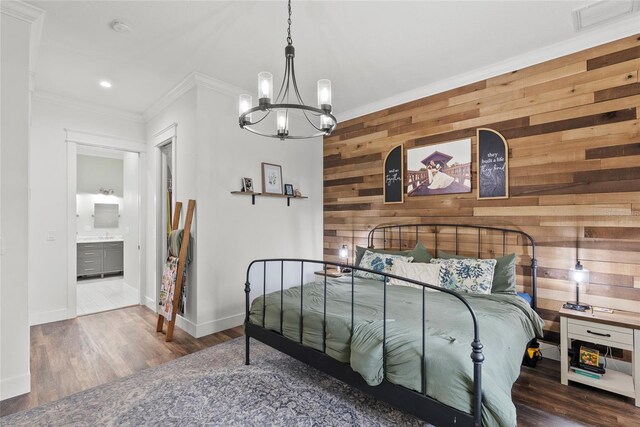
[29,1,640,119]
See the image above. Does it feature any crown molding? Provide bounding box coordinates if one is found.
[1,1,45,75]
[143,71,252,121]
[336,17,640,123]
[0,0,43,23]
[33,91,145,123]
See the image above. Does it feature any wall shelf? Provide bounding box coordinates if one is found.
[231,191,308,206]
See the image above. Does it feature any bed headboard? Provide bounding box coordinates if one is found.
[366,223,537,311]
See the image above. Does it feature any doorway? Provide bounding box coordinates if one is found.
[66,129,146,319]
[75,147,140,315]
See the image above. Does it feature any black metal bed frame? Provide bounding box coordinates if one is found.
[244,224,538,427]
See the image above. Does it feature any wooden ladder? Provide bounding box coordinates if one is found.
[156,199,195,342]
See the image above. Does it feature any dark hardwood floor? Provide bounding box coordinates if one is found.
[1,305,639,426]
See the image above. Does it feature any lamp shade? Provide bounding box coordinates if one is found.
[258,72,273,102]
[276,110,288,135]
[239,94,252,122]
[317,79,332,109]
[338,244,348,260]
[569,261,589,284]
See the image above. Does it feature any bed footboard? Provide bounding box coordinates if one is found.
[244,258,484,427]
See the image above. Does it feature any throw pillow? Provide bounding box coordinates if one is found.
[355,250,413,281]
[430,258,496,294]
[439,251,517,294]
[389,260,441,290]
[355,242,433,266]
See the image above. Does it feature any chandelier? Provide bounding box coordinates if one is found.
[238,0,337,140]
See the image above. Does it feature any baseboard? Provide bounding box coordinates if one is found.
[29,308,68,326]
[175,315,198,337]
[193,313,244,338]
[0,372,30,400]
[144,296,155,311]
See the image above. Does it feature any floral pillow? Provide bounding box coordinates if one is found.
[356,250,413,281]
[430,258,496,294]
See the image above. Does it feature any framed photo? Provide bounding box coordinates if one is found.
[284,183,294,196]
[407,138,472,196]
[261,162,283,195]
[242,177,254,193]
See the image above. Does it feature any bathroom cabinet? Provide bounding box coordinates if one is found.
[77,241,123,277]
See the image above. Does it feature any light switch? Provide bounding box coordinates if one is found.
[84,225,91,231]
[46,230,56,241]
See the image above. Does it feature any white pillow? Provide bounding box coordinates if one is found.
[389,260,441,290]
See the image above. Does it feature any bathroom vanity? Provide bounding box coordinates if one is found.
[77,239,123,278]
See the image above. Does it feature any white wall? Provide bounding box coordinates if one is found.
[77,155,125,237]
[29,97,144,325]
[123,152,140,290]
[77,154,123,196]
[0,11,31,400]
[145,83,323,337]
[195,85,323,332]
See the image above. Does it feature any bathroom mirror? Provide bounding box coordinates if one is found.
[94,203,119,228]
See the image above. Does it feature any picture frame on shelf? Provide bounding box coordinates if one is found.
[261,162,283,195]
[284,183,294,196]
[242,177,254,193]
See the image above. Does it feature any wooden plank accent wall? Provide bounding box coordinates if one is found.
[323,34,640,342]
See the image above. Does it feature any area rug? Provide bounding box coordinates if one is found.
[2,338,429,426]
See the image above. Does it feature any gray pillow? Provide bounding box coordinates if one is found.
[438,251,517,295]
[355,242,433,266]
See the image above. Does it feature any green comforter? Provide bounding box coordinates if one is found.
[249,276,544,427]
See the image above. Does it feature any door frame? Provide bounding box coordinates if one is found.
[152,123,177,311]
[65,128,147,318]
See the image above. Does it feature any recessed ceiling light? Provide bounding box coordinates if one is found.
[100,80,112,89]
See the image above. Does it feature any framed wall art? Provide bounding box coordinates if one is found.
[261,162,283,195]
[477,128,509,200]
[407,138,472,196]
[383,144,404,204]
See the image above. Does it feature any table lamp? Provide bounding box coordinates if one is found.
[338,244,350,273]
[563,260,590,312]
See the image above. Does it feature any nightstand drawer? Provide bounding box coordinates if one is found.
[567,318,633,347]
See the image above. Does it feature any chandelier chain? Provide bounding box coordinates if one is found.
[286,0,292,45]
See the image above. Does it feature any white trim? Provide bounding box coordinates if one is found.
[144,295,156,311]
[0,1,44,23]
[34,91,145,124]
[153,131,177,315]
[175,315,197,337]
[153,122,178,145]
[192,313,244,338]
[65,128,146,153]
[66,142,78,319]
[192,71,248,98]
[29,308,68,326]
[172,313,244,339]
[66,133,147,324]
[0,373,31,401]
[143,71,251,121]
[336,17,640,123]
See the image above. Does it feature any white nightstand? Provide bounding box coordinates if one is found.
[559,307,640,407]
